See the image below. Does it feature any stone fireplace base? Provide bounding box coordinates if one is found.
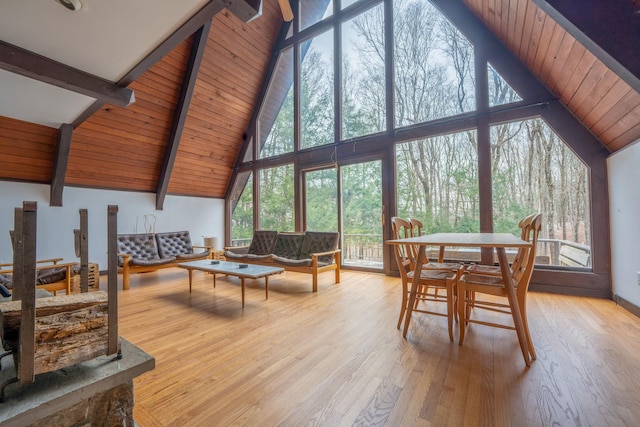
[0,338,154,427]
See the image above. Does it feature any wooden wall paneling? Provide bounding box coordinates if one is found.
[75,118,170,147]
[567,59,608,112]
[537,21,563,84]
[545,35,575,91]
[0,117,56,183]
[558,49,594,106]
[518,0,535,61]
[500,0,510,37]
[157,23,211,210]
[573,70,616,119]
[530,14,553,76]
[593,91,640,143]
[524,7,546,71]
[591,86,640,143]
[582,79,631,127]
[609,119,640,152]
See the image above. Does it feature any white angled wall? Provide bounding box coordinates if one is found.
[0,182,225,270]
[608,140,640,307]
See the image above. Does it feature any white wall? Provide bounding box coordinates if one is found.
[0,182,225,270]
[608,140,640,307]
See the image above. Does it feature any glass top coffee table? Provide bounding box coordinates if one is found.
[179,260,284,307]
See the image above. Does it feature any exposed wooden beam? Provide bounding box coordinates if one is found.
[156,22,212,211]
[50,124,73,207]
[0,41,134,108]
[532,0,640,94]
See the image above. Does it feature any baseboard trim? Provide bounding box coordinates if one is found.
[613,294,640,318]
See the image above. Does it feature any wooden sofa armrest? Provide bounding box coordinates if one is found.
[310,248,342,258]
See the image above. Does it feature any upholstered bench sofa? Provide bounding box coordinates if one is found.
[117,231,211,290]
[224,231,341,292]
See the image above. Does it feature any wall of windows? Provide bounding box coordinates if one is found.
[227,0,609,295]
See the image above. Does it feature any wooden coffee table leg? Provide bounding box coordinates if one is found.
[213,273,216,288]
[265,276,269,300]
[241,278,245,307]
[188,269,193,294]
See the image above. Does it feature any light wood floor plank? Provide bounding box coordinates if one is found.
[111,268,640,426]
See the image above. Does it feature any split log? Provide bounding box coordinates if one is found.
[0,291,110,375]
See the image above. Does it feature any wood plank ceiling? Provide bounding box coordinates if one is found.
[462,0,640,152]
[1,0,639,201]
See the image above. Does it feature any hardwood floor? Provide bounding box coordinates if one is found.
[113,268,640,427]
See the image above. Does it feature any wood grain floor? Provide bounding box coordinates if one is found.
[113,268,640,427]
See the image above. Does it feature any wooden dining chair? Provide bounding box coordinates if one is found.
[391,217,462,340]
[464,212,540,277]
[456,213,542,360]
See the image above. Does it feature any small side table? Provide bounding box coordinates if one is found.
[211,250,225,260]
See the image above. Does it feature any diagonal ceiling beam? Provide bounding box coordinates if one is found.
[156,22,212,211]
[0,41,135,108]
[50,123,73,207]
[532,0,640,94]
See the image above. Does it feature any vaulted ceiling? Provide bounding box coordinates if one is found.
[1,0,638,206]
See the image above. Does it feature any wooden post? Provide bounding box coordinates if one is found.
[107,205,119,356]
[17,201,37,385]
[79,209,89,293]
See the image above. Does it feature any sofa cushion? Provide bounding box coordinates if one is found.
[156,231,195,258]
[130,256,176,267]
[272,233,305,259]
[247,231,278,255]
[35,267,68,285]
[176,250,210,260]
[272,256,331,268]
[299,232,340,264]
[117,234,160,266]
[0,273,11,289]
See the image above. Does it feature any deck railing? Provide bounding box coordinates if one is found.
[230,234,591,268]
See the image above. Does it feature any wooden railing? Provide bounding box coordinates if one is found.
[230,234,591,268]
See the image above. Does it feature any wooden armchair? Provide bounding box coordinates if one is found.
[0,258,77,297]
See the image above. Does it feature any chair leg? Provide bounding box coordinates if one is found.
[520,299,537,360]
[458,283,466,344]
[397,290,408,330]
[446,278,454,341]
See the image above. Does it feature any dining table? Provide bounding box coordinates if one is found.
[387,232,533,366]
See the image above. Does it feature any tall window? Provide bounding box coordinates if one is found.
[259,48,294,159]
[259,164,295,231]
[305,168,338,231]
[301,30,334,149]
[394,0,475,127]
[342,2,386,139]
[230,172,253,246]
[491,119,591,267]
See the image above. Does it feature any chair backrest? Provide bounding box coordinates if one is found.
[513,213,542,295]
[408,218,423,237]
[391,217,414,278]
[506,213,540,277]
